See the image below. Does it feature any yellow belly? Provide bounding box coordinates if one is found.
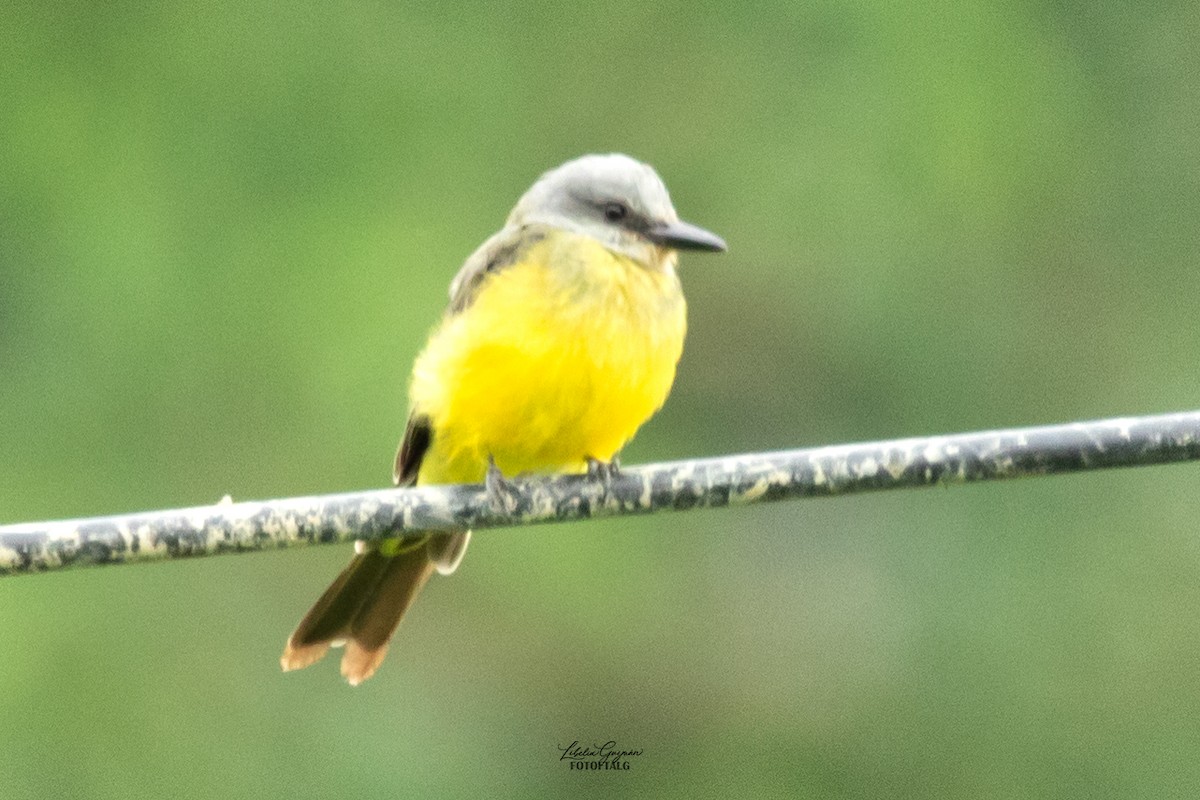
[409,233,687,485]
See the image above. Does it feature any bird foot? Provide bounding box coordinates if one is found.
[585,455,621,493]
[485,455,522,515]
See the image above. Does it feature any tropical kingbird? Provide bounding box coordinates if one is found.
[281,153,726,684]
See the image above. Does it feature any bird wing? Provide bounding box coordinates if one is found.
[393,219,552,484]
[392,222,547,485]
[447,223,548,313]
[393,413,432,486]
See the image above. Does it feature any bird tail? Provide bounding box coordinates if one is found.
[281,531,469,685]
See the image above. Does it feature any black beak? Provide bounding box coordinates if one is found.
[646,219,727,252]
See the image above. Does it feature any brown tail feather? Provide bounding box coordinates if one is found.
[281,539,437,684]
[339,551,438,685]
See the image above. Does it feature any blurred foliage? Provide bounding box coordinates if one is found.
[3,1,1200,797]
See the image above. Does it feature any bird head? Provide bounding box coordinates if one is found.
[508,153,726,269]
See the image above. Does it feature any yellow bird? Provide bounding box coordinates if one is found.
[281,153,726,684]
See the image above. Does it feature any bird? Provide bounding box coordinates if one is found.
[280,153,726,684]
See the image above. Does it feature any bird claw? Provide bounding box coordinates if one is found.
[585,455,621,494]
[485,455,522,515]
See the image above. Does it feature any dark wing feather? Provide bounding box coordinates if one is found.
[393,414,432,486]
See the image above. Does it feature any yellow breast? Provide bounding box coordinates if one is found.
[410,232,687,484]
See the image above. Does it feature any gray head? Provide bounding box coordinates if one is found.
[508,154,726,266]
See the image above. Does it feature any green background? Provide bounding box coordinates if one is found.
[3,2,1199,797]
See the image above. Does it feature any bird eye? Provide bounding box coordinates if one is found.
[603,202,628,222]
